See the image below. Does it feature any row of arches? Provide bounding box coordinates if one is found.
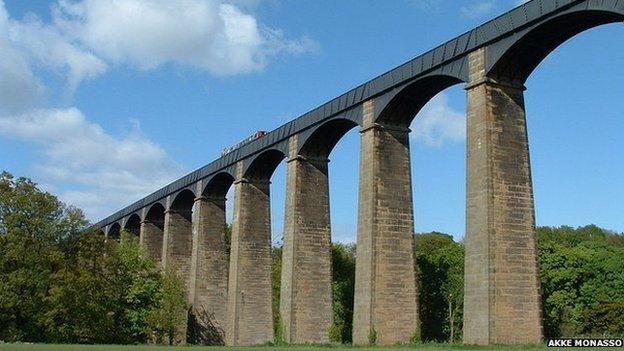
[98,4,624,346]
[103,3,624,241]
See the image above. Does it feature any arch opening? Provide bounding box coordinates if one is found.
[203,172,235,201]
[171,189,196,222]
[408,85,467,343]
[123,214,141,237]
[489,10,624,84]
[244,149,286,182]
[322,126,359,343]
[376,75,464,128]
[146,203,165,230]
[299,118,359,160]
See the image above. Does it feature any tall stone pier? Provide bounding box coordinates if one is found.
[225,163,274,346]
[463,48,543,345]
[352,100,419,345]
[161,196,194,344]
[280,136,333,343]
[188,193,229,333]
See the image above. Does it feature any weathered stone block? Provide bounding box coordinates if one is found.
[188,196,229,334]
[463,48,543,345]
[225,163,274,346]
[280,135,333,344]
[353,100,418,345]
[162,206,194,344]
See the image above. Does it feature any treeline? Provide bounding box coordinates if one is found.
[538,225,624,337]
[269,225,624,344]
[248,226,624,343]
[2,171,624,344]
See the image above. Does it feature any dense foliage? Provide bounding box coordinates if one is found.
[413,226,624,342]
[0,172,186,344]
[414,232,464,342]
[538,225,624,338]
[329,243,356,343]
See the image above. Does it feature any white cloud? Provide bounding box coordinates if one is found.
[0,1,106,103]
[9,12,107,92]
[0,108,184,219]
[0,0,318,104]
[0,38,43,114]
[53,0,318,75]
[0,0,318,220]
[411,93,465,147]
[0,3,44,113]
[460,0,497,19]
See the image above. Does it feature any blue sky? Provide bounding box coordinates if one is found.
[1,0,623,243]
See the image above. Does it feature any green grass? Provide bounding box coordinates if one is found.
[0,344,604,351]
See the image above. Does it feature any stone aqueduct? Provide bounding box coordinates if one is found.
[96,0,624,345]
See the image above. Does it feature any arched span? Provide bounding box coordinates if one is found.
[489,8,624,84]
[375,75,464,127]
[243,149,286,181]
[171,189,196,221]
[107,222,121,240]
[146,202,165,230]
[124,214,141,237]
[203,172,235,198]
[298,118,359,159]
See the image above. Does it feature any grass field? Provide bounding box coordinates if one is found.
[0,344,604,351]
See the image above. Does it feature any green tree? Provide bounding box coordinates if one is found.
[0,171,185,345]
[271,245,283,343]
[0,171,86,342]
[329,243,356,344]
[109,232,163,343]
[147,269,187,345]
[538,225,624,337]
[43,231,164,344]
[43,231,115,343]
[414,232,464,343]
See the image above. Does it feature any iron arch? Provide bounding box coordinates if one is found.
[243,149,286,182]
[146,202,166,230]
[170,189,196,221]
[488,7,624,84]
[298,118,359,159]
[203,172,235,199]
[375,74,464,127]
[123,213,141,237]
